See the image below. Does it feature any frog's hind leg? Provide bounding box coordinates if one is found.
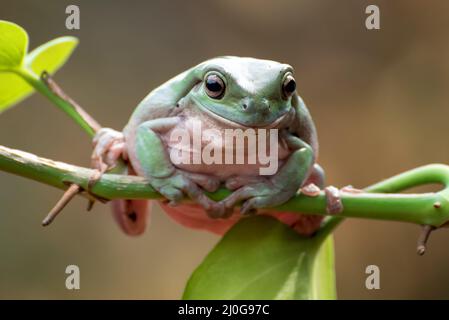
[159,202,238,235]
[108,162,150,236]
[269,164,325,236]
[111,199,149,236]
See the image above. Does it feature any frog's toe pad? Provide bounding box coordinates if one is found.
[240,199,259,216]
[205,202,233,219]
[301,183,321,197]
[325,186,343,214]
[159,186,183,206]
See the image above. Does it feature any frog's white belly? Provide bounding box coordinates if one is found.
[160,111,291,180]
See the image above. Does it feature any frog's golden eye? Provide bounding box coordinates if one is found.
[205,74,225,99]
[282,74,296,98]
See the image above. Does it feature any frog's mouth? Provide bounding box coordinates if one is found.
[194,99,292,129]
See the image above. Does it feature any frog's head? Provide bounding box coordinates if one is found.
[189,56,297,128]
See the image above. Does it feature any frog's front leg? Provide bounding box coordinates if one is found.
[91,128,149,235]
[221,131,314,215]
[132,118,226,218]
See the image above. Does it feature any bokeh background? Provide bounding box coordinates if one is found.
[1,0,449,299]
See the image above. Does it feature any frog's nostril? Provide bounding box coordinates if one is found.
[242,103,248,110]
[261,103,271,114]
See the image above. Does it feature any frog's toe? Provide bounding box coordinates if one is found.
[225,176,268,191]
[183,172,221,193]
[91,128,125,170]
[204,201,230,219]
[222,183,294,216]
[240,198,260,216]
[186,188,229,219]
[153,172,230,218]
[240,195,281,215]
[324,186,343,214]
[175,174,230,219]
[222,186,255,210]
[301,183,321,197]
[202,179,221,193]
[105,141,126,164]
[159,185,184,206]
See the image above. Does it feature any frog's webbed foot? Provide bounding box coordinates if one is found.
[221,132,314,215]
[151,170,228,219]
[183,172,221,193]
[222,176,346,217]
[221,179,295,216]
[225,175,269,191]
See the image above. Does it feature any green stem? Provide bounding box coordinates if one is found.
[2,144,449,228]
[315,164,449,239]
[8,67,449,239]
[14,67,97,137]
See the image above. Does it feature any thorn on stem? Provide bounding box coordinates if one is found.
[86,200,95,211]
[42,184,81,226]
[85,168,107,211]
[417,225,436,256]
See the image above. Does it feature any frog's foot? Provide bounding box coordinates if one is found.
[84,128,128,210]
[324,186,344,214]
[91,128,127,171]
[221,180,295,216]
[301,183,344,214]
[225,176,269,191]
[151,170,228,219]
[341,185,364,194]
[183,172,221,193]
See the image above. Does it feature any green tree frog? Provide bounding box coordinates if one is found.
[91,56,335,236]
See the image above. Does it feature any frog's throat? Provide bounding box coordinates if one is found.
[191,98,291,129]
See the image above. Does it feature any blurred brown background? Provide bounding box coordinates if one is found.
[1,0,449,299]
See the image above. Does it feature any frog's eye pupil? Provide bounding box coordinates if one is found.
[282,75,296,98]
[206,79,221,92]
[285,80,296,93]
[205,74,225,99]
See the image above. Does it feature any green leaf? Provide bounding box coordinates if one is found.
[26,36,78,75]
[0,20,28,71]
[183,216,336,300]
[0,73,31,112]
[309,234,336,299]
[0,21,78,113]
